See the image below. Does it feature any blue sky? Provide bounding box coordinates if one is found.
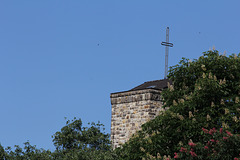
[0,1,240,150]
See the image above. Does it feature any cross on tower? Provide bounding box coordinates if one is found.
[161,27,173,79]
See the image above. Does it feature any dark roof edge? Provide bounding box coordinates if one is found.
[130,79,172,91]
[110,88,162,98]
[110,79,172,97]
[110,88,162,95]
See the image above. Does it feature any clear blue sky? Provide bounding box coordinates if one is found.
[0,1,240,151]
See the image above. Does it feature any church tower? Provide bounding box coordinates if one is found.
[110,79,171,149]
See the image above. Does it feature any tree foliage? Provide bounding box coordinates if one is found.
[116,50,240,159]
[174,128,240,159]
[51,117,116,160]
[0,118,115,160]
[0,142,52,160]
[52,118,110,151]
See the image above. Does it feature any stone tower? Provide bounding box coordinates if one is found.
[110,79,171,149]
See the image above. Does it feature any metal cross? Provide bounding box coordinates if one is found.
[161,27,173,79]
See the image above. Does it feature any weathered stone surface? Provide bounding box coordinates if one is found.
[110,89,164,149]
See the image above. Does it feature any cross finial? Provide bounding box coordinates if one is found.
[161,27,173,79]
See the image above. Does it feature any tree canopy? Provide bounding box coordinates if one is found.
[51,118,116,160]
[116,50,240,159]
[0,118,116,160]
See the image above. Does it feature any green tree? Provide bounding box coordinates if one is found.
[0,118,115,160]
[52,117,116,160]
[52,118,110,151]
[0,144,9,160]
[1,142,52,160]
[116,50,240,159]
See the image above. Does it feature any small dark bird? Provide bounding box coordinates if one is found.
[97,44,100,46]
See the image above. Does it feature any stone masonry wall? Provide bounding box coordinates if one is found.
[110,89,164,149]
